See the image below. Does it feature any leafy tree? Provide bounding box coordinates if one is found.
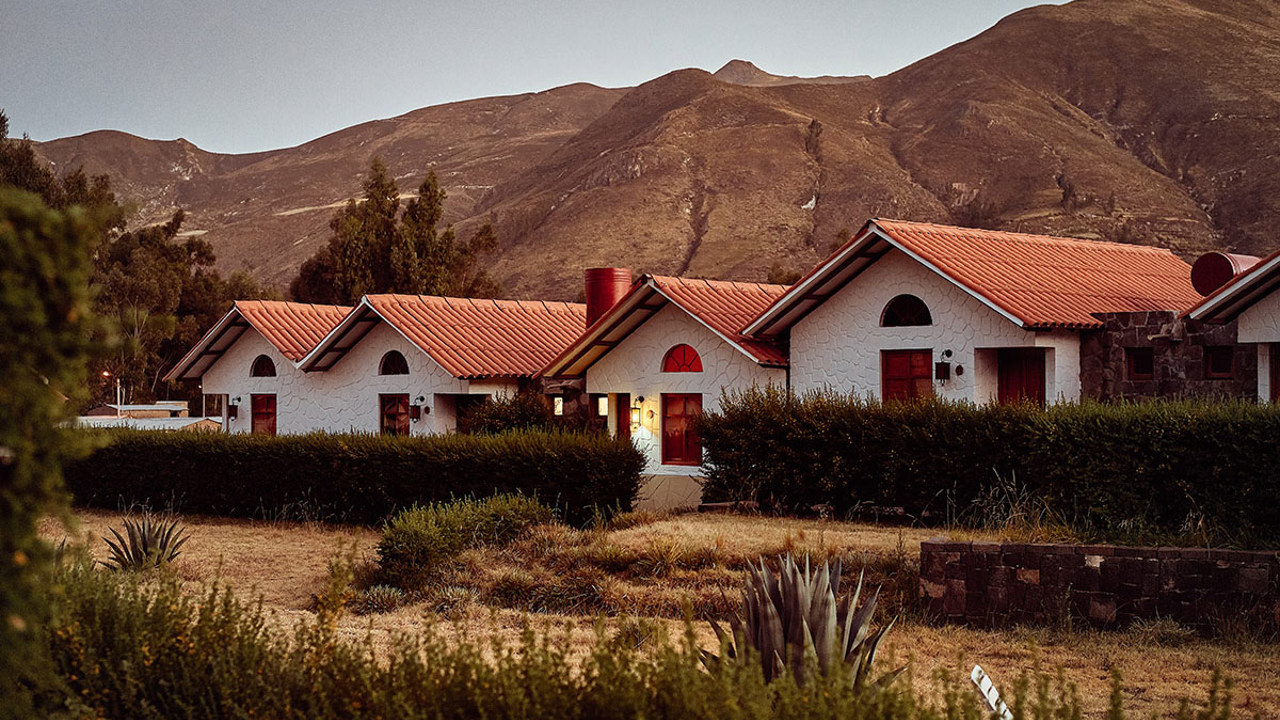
[291,159,500,303]
[0,187,107,716]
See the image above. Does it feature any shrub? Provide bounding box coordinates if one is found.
[467,390,557,433]
[377,494,553,589]
[64,428,644,525]
[41,557,1233,719]
[699,388,1280,547]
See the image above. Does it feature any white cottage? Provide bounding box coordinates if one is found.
[744,219,1201,404]
[542,274,787,506]
[1186,249,1280,402]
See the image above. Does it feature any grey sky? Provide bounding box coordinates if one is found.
[3,0,1065,155]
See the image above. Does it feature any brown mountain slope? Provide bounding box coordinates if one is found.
[32,0,1280,300]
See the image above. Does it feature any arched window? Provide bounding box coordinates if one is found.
[881,295,933,327]
[250,354,276,377]
[662,344,703,373]
[379,350,410,376]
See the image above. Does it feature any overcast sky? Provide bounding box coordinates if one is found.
[3,0,1065,155]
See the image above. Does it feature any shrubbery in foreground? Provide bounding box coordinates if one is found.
[41,558,1235,719]
[699,388,1280,547]
[64,428,645,524]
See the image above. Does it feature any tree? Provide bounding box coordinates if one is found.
[0,187,107,716]
[291,159,501,303]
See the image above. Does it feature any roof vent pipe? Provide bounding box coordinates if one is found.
[584,268,632,326]
[1190,252,1261,296]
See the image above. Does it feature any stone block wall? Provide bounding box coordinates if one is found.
[920,539,1280,630]
[1079,311,1256,400]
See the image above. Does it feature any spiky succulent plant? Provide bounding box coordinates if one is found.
[101,515,190,571]
[702,554,903,688]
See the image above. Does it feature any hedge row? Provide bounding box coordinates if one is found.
[698,388,1280,546]
[64,429,645,524]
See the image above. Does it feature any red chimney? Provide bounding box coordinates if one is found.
[585,268,632,326]
[1191,252,1261,296]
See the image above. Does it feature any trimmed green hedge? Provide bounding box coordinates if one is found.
[699,388,1280,546]
[64,429,644,524]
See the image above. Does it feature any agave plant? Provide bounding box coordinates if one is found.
[101,515,191,571]
[702,554,903,688]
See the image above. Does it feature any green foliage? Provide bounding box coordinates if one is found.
[0,186,105,717]
[100,515,191,571]
[64,428,644,525]
[702,555,902,690]
[466,390,558,433]
[378,494,554,589]
[699,388,1280,547]
[41,557,1232,719]
[290,158,500,304]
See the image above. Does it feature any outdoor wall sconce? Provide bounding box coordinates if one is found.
[935,350,953,383]
[629,396,645,428]
[410,395,428,423]
[228,396,241,419]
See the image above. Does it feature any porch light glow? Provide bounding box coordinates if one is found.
[630,407,640,426]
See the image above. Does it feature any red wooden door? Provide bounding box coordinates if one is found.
[615,393,631,442]
[997,348,1046,406]
[661,394,702,465]
[380,394,410,436]
[250,394,276,435]
[881,350,933,401]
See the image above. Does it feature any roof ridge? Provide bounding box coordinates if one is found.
[874,218,1179,255]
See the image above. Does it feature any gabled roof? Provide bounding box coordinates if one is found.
[1185,249,1280,322]
[745,219,1201,336]
[542,275,788,378]
[163,300,351,381]
[299,294,587,379]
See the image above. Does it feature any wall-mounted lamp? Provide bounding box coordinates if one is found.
[410,395,429,423]
[629,396,646,428]
[228,396,241,420]
[935,350,953,383]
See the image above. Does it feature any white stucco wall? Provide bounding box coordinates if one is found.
[789,249,1082,403]
[201,322,517,435]
[1225,290,1280,403]
[586,303,786,479]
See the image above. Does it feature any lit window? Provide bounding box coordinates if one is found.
[881,295,933,327]
[553,397,565,416]
[595,394,609,417]
[1126,347,1154,381]
[662,344,703,372]
[1205,346,1234,379]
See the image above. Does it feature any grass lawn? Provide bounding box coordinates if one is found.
[42,509,1280,718]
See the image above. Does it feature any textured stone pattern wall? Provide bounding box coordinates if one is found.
[587,303,785,476]
[1079,311,1256,401]
[789,249,1082,402]
[920,539,1280,630]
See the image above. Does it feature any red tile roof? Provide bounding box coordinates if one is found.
[541,275,788,377]
[648,276,790,365]
[335,295,587,379]
[163,300,352,381]
[236,301,352,362]
[747,219,1201,335]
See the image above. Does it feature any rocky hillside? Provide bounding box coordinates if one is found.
[33,0,1280,299]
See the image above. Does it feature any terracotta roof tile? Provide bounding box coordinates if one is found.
[235,300,352,361]
[873,220,1201,328]
[364,295,587,378]
[648,276,789,364]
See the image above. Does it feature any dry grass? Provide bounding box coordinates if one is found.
[41,509,1280,719]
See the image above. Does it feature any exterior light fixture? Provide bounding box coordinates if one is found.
[410,395,429,422]
[630,395,644,427]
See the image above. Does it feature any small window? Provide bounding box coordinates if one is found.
[1126,347,1155,381]
[250,355,276,377]
[1205,346,1234,379]
[379,350,409,376]
[662,344,703,372]
[881,295,933,327]
[552,397,565,416]
[591,393,609,417]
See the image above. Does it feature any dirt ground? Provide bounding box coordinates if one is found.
[42,509,1280,718]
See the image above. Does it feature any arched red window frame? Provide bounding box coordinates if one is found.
[661,344,703,373]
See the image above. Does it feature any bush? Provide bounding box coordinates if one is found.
[378,494,554,589]
[64,428,644,525]
[41,557,1232,720]
[699,388,1280,547]
[467,390,557,433]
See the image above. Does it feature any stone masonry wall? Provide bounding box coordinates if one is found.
[920,539,1280,631]
[1080,311,1256,401]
